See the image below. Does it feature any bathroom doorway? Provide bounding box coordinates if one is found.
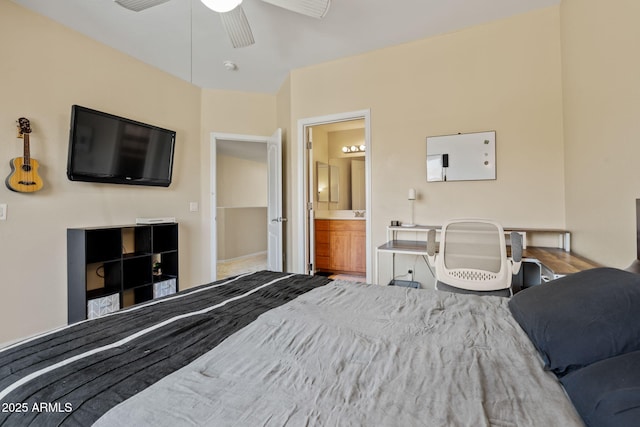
[297,110,372,283]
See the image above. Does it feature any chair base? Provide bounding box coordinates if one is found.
[435,281,512,298]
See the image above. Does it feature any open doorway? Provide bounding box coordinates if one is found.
[210,131,283,281]
[215,140,268,279]
[297,110,372,283]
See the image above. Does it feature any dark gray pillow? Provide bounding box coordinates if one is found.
[508,267,640,376]
[561,350,640,427]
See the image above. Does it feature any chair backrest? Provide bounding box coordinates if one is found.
[435,219,513,292]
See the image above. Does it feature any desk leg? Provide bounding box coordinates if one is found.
[375,250,379,284]
[391,252,395,286]
[375,251,393,286]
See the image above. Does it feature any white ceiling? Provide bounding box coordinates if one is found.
[12,0,560,94]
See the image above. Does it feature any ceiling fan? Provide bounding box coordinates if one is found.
[114,0,331,48]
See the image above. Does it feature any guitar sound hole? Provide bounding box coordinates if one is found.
[21,165,32,172]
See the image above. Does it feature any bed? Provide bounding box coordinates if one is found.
[2,266,640,426]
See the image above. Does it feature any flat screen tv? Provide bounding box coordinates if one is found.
[67,105,176,187]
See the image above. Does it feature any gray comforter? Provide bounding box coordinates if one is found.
[95,281,584,427]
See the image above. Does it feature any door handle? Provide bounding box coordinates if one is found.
[271,217,288,223]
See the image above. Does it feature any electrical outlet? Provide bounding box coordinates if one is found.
[0,204,7,221]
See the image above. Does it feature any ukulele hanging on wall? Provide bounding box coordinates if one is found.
[5,117,44,193]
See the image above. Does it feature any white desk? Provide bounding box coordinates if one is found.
[385,225,571,250]
[375,239,429,285]
[375,225,572,285]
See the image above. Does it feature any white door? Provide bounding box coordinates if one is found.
[306,127,315,275]
[267,128,284,271]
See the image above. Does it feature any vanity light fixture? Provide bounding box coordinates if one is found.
[342,145,366,153]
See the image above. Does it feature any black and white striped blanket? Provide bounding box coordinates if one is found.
[0,271,330,426]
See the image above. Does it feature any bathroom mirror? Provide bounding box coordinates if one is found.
[316,158,365,209]
[311,120,367,212]
[316,162,329,202]
[316,162,341,203]
[330,164,339,203]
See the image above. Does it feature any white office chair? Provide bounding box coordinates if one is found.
[427,219,523,297]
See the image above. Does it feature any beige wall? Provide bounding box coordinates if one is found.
[199,90,277,279]
[216,154,268,260]
[0,1,202,344]
[217,207,268,261]
[328,129,366,159]
[286,7,566,279]
[0,3,277,345]
[216,154,268,207]
[4,1,633,343]
[561,0,640,268]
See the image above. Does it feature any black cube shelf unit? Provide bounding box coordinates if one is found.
[67,223,178,324]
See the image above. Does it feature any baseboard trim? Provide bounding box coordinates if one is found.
[218,251,268,264]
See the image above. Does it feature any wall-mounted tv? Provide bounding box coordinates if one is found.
[67,105,176,187]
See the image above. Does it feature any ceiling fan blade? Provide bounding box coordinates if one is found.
[113,0,171,12]
[262,0,331,19]
[219,5,255,48]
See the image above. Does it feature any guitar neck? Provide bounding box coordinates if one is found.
[22,133,31,165]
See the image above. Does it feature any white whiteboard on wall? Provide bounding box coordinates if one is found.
[426,131,496,182]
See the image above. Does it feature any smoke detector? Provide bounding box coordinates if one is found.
[223,60,238,71]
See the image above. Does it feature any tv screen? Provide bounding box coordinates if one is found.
[67,105,176,187]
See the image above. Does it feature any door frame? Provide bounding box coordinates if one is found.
[210,131,282,282]
[296,109,372,283]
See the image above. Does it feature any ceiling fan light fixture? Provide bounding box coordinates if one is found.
[261,0,331,19]
[201,0,242,13]
[113,0,171,12]
[219,5,255,48]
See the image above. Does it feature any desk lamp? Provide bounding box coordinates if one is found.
[403,188,417,227]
